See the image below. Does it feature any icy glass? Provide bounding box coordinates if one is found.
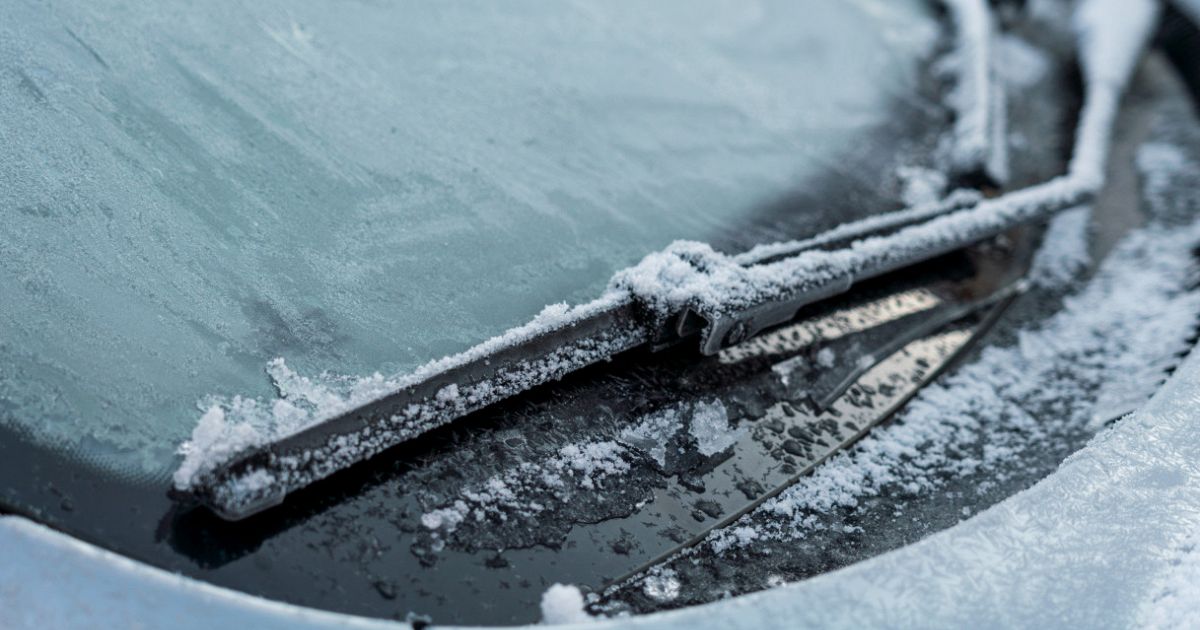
[0,0,936,477]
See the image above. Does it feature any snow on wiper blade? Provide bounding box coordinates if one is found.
[176,0,1158,520]
[178,181,1088,519]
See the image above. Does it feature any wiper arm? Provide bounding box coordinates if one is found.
[178,0,1158,520]
[180,178,1086,520]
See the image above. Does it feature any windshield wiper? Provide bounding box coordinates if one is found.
[177,0,1158,521]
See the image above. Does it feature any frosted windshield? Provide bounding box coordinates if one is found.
[0,0,937,477]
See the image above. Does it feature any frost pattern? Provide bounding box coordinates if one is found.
[1139,530,1200,630]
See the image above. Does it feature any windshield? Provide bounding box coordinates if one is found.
[0,0,937,479]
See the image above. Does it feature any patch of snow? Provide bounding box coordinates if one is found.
[619,407,685,468]
[1090,142,1199,427]
[418,439,630,537]
[419,501,468,532]
[173,404,267,491]
[226,469,276,498]
[420,399,739,540]
[560,441,631,490]
[540,584,593,625]
[708,525,760,555]
[641,568,682,603]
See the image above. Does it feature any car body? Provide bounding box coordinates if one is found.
[2,0,1200,627]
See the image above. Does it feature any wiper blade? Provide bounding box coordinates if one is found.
[179,0,1156,521]
[184,181,1082,520]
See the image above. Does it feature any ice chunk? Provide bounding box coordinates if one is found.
[619,407,684,468]
[689,401,741,457]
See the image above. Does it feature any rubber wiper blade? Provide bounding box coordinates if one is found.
[176,0,1043,521]
[185,296,650,519]
[184,178,1080,520]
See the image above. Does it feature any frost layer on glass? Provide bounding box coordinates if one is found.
[0,0,936,476]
